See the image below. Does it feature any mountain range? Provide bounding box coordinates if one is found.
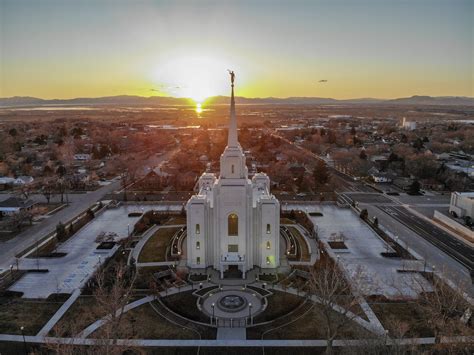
[0,95,473,107]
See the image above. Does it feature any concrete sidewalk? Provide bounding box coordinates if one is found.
[37,289,82,337]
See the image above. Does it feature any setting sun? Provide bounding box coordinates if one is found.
[152,53,231,102]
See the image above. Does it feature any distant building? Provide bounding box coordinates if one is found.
[74,154,91,161]
[14,176,34,185]
[0,197,37,216]
[449,192,474,218]
[370,173,392,183]
[401,117,416,131]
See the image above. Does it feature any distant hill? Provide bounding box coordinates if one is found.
[387,95,474,106]
[1,94,473,107]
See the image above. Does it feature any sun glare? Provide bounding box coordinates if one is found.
[153,54,231,102]
[195,103,203,113]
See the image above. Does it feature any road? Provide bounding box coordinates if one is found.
[0,148,177,272]
[378,205,474,271]
[346,194,474,296]
[0,180,121,272]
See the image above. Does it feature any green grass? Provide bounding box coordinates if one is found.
[262,303,371,340]
[163,216,187,225]
[0,296,65,335]
[138,227,180,263]
[254,290,303,323]
[161,290,209,323]
[50,296,102,336]
[103,303,197,339]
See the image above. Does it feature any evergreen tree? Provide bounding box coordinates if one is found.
[313,160,330,186]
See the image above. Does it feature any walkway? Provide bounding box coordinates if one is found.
[37,289,82,337]
[217,328,246,340]
[3,334,473,348]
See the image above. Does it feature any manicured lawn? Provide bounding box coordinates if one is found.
[262,303,371,340]
[0,295,65,335]
[118,303,198,339]
[138,227,180,263]
[253,290,303,323]
[51,296,103,336]
[163,216,187,225]
[161,290,210,323]
[287,226,310,261]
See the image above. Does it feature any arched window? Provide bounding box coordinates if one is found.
[266,241,271,249]
[195,224,200,234]
[231,164,235,174]
[196,241,200,249]
[228,213,238,236]
[266,223,271,234]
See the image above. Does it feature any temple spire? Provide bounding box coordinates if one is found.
[227,70,238,147]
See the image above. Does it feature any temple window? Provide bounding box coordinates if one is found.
[228,213,238,236]
[266,241,271,249]
[195,224,200,234]
[196,257,201,265]
[266,223,271,234]
[196,241,200,249]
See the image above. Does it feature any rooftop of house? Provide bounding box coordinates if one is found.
[0,196,36,209]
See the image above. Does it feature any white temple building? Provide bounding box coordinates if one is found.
[186,74,280,278]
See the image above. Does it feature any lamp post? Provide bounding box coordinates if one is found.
[20,326,27,355]
[127,223,130,237]
[211,302,215,324]
[248,303,252,325]
[10,264,13,280]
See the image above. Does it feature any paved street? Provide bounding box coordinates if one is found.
[0,180,121,272]
[378,205,473,271]
[0,149,177,273]
[363,203,474,297]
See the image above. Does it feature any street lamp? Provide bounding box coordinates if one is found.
[211,302,215,323]
[248,303,252,324]
[20,326,27,355]
[127,223,130,237]
[10,264,13,280]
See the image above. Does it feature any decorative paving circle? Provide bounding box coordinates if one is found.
[217,294,247,312]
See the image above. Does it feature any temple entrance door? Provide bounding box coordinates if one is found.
[224,265,242,279]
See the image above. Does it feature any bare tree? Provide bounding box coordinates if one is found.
[415,273,473,353]
[308,260,366,354]
[42,180,56,204]
[46,262,139,354]
[90,262,138,352]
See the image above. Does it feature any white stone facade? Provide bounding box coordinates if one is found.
[186,80,280,278]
